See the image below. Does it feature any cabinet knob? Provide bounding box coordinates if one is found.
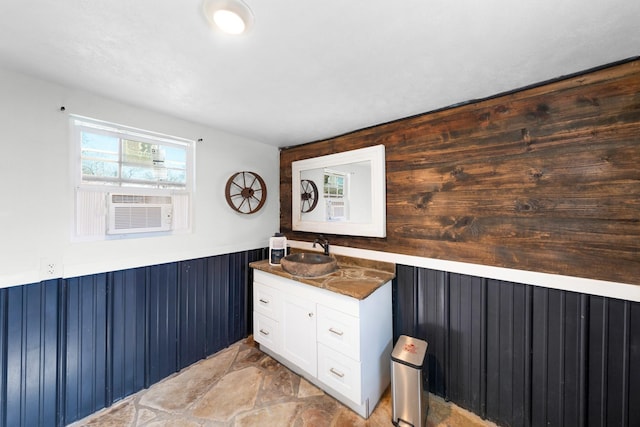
[259,329,270,336]
[259,298,269,304]
[308,312,314,317]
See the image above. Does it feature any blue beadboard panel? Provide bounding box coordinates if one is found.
[1,252,637,427]
[0,290,5,426]
[227,252,243,344]
[146,262,179,386]
[587,297,636,427]
[109,268,146,404]
[2,281,59,427]
[245,248,270,342]
[629,302,640,427]
[530,288,588,427]
[64,274,108,423]
[392,265,418,339]
[206,255,231,353]
[485,279,530,427]
[416,268,448,397]
[393,264,640,427]
[448,273,484,417]
[227,251,247,344]
[178,258,208,369]
[0,250,262,427]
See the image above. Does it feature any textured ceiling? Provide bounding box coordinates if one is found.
[0,0,638,147]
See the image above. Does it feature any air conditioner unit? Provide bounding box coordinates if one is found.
[326,199,346,222]
[107,193,173,235]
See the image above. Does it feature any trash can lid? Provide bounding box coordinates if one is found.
[391,335,428,368]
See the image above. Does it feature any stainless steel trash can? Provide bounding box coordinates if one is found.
[391,335,429,427]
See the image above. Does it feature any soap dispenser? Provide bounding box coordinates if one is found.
[269,233,287,266]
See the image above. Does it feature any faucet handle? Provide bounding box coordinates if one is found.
[313,235,330,255]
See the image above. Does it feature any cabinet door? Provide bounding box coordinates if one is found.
[281,294,317,377]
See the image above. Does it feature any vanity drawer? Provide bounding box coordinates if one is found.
[253,282,281,320]
[317,304,360,360]
[253,311,280,352]
[318,343,361,403]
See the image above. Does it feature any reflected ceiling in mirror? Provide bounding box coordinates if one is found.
[292,145,386,237]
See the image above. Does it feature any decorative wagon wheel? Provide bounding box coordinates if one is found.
[300,179,319,213]
[225,171,267,214]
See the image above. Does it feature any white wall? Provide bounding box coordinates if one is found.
[337,161,371,223]
[0,67,280,288]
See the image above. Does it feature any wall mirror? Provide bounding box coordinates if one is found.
[292,145,386,237]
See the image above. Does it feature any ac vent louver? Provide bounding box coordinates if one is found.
[107,193,173,235]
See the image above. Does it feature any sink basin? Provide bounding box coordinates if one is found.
[280,253,338,277]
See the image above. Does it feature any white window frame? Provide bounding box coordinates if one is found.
[70,115,195,240]
[323,169,347,199]
[71,115,194,192]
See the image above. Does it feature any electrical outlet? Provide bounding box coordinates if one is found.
[40,258,60,278]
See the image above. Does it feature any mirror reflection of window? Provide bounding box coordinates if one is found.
[323,170,345,198]
[323,169,348,221]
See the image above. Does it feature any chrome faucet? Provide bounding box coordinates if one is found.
[313,235,330,255]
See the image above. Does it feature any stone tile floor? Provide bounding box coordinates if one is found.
[70,338,496,427]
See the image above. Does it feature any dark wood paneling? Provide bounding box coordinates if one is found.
[281,59,640,286]
[393,264,640,427]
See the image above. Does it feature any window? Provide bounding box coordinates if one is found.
[323,170,346,198]
[73,116,191,190]
[323,170,348,221]
[71,116,194,239]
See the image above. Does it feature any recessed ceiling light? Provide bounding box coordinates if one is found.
[203,0,254,35]
[213,10,246,34]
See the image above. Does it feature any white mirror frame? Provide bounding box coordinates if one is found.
[292,145,386,237]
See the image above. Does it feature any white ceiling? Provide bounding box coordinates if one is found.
[1,1,638,147]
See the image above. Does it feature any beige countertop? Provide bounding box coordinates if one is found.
[249,252,395,300]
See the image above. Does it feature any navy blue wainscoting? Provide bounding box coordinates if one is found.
[0,248,267,427]
[393,265,640,427]
[2,280,60,427]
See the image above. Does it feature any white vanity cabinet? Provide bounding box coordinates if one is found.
[252,269,392,418]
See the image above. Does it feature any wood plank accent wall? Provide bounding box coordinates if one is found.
[280,60,640,286]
